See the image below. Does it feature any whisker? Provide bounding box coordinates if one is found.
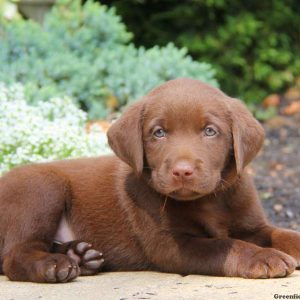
[147,177,153,185]
[160,195,168,214]
[219,178,230,190]
[221,178,230,185]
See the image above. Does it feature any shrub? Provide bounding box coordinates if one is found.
[100,0,300,104]
[0,83,110,174]
[99,43,217,107]
[0,0,218,119]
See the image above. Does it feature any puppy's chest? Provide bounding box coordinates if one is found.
[198,212,229,239]
[174,200,231,239]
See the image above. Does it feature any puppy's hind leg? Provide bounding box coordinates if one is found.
[0,166,79,283]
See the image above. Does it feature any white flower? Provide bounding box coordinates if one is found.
[0,83,111,174]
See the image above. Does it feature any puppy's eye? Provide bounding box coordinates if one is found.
[204,126,217,137]
[153,128,166,138]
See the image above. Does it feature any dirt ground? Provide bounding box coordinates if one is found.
[252,114,300,231]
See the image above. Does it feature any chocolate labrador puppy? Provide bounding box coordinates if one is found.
[1,78,300,283]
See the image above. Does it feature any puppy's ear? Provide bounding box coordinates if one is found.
[229,98,264,174]
[107,100,145,175]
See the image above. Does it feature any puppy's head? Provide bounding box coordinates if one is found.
[107,78,264,201]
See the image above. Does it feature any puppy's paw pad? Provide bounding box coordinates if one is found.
[84,249,101,261]
[64,241,104,276]
[76,241,92,254]
[80,247,104,275]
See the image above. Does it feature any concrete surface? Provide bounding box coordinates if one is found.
[0,271,299,300]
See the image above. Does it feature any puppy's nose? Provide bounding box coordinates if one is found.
[172,161,194,179]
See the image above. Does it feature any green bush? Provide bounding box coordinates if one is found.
[100,0,300,104]
[0,0,218,119]
[0,83,110,174]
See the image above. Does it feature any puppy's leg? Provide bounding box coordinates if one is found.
[143,234,296,278]
[4,241,79,283]
[52,241,104,275]
[0,166,79,283]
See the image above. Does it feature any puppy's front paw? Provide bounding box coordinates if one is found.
[242,248,296,279]
[36,253,79,283]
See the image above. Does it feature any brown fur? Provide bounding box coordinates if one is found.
[0,78,300,283]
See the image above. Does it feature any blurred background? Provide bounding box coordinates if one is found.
[0,0,300,228]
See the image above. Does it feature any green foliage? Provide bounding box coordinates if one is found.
[45,0,132,55]
[99,44,217,107]
[0,0,218,119]
[0,83,110,174]
[249,105,277,122]
[100,0,300,104]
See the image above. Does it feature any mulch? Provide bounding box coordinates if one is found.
[252,114,300,231]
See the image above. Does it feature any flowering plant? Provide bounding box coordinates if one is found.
[0,83,110,174]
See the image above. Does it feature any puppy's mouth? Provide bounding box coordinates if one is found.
[150,170,219,201]
[169,188,202,201]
